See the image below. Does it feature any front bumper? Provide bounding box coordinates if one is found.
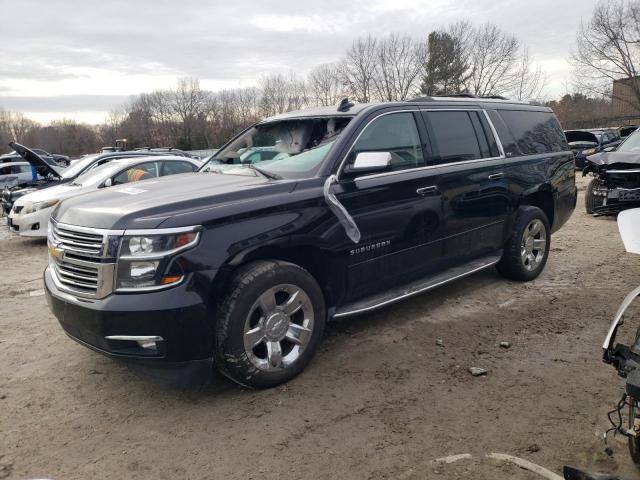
[44,266,214,386]
[8,206,50,237]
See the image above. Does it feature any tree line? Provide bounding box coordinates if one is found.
[2,0,640,156]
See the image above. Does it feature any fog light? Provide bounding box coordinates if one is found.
[137,339,158,350]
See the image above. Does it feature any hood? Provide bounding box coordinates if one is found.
[53,171,298,230]
[9,142,63,178]
[14,183,84,206]
[565,131,599,146]
[586,151,640,167]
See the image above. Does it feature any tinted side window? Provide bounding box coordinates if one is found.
[496,110,567,155]
[423,111,488,164]
[161,161,196,176]
[347,112,425,172]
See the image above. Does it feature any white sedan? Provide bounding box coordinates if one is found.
[8,155,201,237]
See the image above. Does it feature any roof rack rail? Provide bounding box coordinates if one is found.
[409,93,510,102]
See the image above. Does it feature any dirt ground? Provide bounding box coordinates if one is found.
[2,174,640,480]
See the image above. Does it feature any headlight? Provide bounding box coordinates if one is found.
[582,148,597,156]
[23,199,60,214]
[115,228,200,291]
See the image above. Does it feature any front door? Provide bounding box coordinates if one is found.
[334,111,445,302]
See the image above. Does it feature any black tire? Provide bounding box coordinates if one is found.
[496,206,550,282]
[215,260,326,389]
[585,178,604,214]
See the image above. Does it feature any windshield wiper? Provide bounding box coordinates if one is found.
[246,164,282,180]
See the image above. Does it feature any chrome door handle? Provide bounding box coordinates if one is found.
[488,172,504,180]
[416,186,439,196]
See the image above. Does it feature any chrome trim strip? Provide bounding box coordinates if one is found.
[105,335,164,341]
[333,258,499,318]
[114,276,185,293]
[53,219,125,237]
[607,170,640,174]
[123,225,201,236]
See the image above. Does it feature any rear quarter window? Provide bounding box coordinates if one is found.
[495,110,568,155]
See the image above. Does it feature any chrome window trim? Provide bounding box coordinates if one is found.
[338,108,507,183]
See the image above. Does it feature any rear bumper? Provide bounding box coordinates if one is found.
[44,266,215,386]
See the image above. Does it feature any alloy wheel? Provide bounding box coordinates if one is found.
[243,284,314,371]
[520,219,547,271]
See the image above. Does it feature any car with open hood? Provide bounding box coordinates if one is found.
[584,128,640,214]
[43,96,576,389]
[8,155,201,237]
[1,143,187,215]
[565,129,619,169]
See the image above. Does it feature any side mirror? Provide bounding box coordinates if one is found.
[344,152,392,176]
[103,178,113,188]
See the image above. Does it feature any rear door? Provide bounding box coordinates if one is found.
[420,108,508,265]
[334,110,444,301]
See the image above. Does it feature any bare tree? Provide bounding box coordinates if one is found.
[464,23,521,96]
[373,34,423,101]
[172,77,209,149]
[308,63,345,106]
[570,0,640,111]
[339,36,378,102]
[509,48,548,101]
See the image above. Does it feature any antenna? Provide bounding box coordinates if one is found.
[337,98,355,112]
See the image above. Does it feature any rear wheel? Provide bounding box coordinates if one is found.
[585,178,605,214]
[497,206,550,282]
[215,260,326,389]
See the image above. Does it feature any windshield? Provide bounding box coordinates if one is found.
[617,129,640,153]
[60,154,100,179]
[200,117,352,180]
[71,161,124,186]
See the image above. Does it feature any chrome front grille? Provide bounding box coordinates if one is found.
[48,220,122,299]
[53,259,99,294]
[52,222,105,257]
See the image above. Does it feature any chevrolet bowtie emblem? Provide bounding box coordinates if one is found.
[49,245,64,259]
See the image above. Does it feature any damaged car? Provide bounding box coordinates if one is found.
[43,97,576,388]
[584,129,640,215]
[565,129,617,169]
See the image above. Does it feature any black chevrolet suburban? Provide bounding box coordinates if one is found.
[44,97,576,388]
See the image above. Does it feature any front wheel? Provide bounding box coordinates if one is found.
[215,260,326,389]
[585,178,605,214]
[496,206,551,282]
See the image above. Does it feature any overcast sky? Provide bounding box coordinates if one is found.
[1,0,599,124]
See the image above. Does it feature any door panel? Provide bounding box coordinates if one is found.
[333,110,446,302]
[336,167,444,301]
[421,109,508,264]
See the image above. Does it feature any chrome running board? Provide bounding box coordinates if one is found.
[333,252,502,318]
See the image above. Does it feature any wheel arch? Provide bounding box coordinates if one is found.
[520,185,555,229]
[209,241,344,315]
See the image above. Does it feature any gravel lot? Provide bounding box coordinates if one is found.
[2,174,640,480]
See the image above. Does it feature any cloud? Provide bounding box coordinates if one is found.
[1,0,601,119]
